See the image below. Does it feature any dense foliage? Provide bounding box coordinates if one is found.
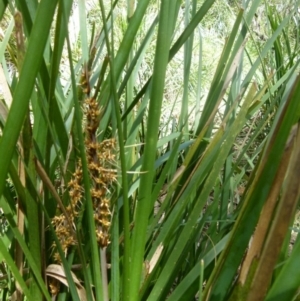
[0,0,300,300]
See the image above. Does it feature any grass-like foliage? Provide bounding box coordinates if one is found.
[0,0,300,300]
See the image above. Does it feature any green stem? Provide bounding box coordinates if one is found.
[100,248,109,301]
[129,0,173,300]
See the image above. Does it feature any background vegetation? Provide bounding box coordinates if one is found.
[0,0,300,300]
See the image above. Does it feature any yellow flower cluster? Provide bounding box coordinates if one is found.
[52,166,82,262]
[84,97,116,247]
[52,90,116,263]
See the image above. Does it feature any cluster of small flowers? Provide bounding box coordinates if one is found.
[84,97,116,247]
[52,166,82,262]
[52,94,116,263]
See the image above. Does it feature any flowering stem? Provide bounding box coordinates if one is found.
[100,247,109,301]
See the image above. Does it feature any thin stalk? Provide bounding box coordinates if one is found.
[111,208,120,301]
[194,26,202,132]
[129,0,173,300]
[78,0,89,62]
[124,0,136,145]
[124,0,136,296]
[198,260,204,301]
[179,0,195,135]
[24,116,42,300]
[14,11,26,301]
[100,248,109,301]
